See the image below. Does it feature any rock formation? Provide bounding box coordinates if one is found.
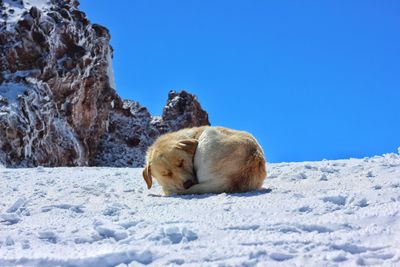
[0,0,209,167]
[92,90,209,167]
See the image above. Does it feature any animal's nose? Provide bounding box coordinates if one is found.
[183,180,194,189]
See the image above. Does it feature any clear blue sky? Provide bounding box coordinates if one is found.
[80,1,400,163]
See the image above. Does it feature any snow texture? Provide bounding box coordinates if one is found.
[0,153,399,266]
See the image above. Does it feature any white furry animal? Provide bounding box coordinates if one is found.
[143,126,266,195]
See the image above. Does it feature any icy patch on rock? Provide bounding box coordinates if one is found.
[106,46,116,90]
[0,83,26,106]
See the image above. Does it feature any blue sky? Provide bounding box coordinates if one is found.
[80,1,400,163]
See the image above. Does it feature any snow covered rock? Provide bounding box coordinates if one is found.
[0,0,209,167]
[0,0,118,167]
[161,90,209,132]
[92,90,210,167]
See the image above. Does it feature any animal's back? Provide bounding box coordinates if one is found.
[194,127,266,192]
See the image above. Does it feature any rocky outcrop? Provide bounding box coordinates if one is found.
[0,0,209,167]
[92,90,210,167]
[162,90,209,132]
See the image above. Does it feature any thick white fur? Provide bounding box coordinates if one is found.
[182,126,266,194]
[194,127,220,183]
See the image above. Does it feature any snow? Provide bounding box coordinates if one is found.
[0,153,400,266]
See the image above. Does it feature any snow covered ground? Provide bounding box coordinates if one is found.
[0,153,400,266]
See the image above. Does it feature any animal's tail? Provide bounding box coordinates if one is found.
[249,146,267,184]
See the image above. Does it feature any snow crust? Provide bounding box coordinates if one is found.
[0,154,399,266]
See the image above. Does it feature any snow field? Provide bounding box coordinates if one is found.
[0,153,400,266]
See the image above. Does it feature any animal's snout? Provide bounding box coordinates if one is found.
[183,180,194,189]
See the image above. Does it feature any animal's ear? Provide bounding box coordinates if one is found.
[142,164,152,189]
[175,139,198,154]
